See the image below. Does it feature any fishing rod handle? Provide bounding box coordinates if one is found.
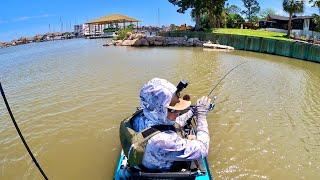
[190,103,215,112]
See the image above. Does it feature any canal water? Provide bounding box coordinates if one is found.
[0,39,319,179]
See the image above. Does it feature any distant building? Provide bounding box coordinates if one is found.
[82,24,104,36]
[74,24,101,36]
[259,14,319,38]
[74,24,83,36]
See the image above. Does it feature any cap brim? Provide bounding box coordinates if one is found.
[167,98,191,111]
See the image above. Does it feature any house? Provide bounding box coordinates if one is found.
[259,14,319,38]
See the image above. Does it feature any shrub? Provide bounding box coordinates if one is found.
[104,28,118,33]
[116,27,133,40]
[312,14,320,32]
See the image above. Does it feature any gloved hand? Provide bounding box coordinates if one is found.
[195,96,211,146]
[195,96,211,116]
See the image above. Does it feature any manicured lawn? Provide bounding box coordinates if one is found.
[212,28,292,41]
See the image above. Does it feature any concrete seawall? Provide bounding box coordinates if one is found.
[163,31,320,63]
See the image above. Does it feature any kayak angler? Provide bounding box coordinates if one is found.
[117,78,213,179]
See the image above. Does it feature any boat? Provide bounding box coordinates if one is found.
[103,31,118,38]
[114,150,212,180]
[203,41,234,50]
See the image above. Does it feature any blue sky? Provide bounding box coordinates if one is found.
[0,0,318,41]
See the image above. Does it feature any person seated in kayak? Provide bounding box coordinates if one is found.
[127,78,211,170]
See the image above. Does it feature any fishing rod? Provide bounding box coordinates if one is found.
[207,61,249,111]
[0,82,48,180]
[197,61,248,178]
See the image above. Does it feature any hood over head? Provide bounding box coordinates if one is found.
[139,78,177,126]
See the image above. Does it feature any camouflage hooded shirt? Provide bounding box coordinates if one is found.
[132,78,210,170]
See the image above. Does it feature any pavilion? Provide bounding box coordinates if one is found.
[85,14,140,36]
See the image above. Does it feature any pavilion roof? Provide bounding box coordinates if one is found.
[86,14,140,24]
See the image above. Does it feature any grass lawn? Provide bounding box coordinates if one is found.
[212,28,292,41]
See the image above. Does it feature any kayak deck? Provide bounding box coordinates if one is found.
[114,150,212,180]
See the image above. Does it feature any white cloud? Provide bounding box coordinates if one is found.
[14,14,54,22]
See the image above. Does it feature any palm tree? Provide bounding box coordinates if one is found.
[283,0,305,37]
[309,0,320,13]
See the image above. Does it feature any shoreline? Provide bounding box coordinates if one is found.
[0,32,79,49]
[104,33,234,51]
[162,31,320,63]
[3,31,319,64]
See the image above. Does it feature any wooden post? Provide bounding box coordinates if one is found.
[123,21,126,29]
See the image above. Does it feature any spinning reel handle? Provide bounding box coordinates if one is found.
[208,103,215,111]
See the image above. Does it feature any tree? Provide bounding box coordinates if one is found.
[283,0,304,37]
[205,0,227,28]
[309,0,320,8]
[226,13,245,28]
[220,10,228,28]
[309,0,320,14]
[198,12,210,29]
[259,8,276,20]
[168,0,204,30]
[226,4,242,14]
[310,0,320,31]
[251,15,260,26]
[242,0,261,22]
[312,14,320,32]
[168,0,227,29]
[190,1,208,30]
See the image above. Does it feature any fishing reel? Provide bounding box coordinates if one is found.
[208,96,217,111]
[175,80,188,98]
[176,79,216,112]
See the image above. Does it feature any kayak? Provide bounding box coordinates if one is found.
[114,150,212,180]
[115,104,214,180]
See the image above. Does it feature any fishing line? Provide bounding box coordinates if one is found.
[206,61,249,111]
[207,61,249,98]
[0,82,48,180]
